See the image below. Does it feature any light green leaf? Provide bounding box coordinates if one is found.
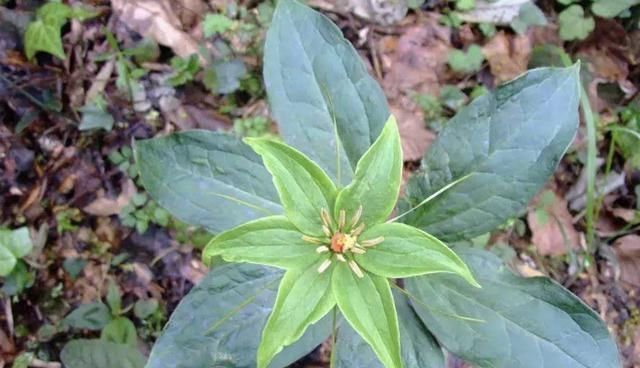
[37,2,72,28]
[245,138,336,236]
[510,2,547,34]
[332,263,402,368]
[592,0,640,18]
[135,131,282,234]
[203,13,235,37]
[60,339,146,368]
[401,66,580,242]
[448,45,485,74]
[356,223,478,286]
[0,227,33,277]
[146,263,332,368]
[203,216,318,269]
[334,291,445,368]
[258,264,335,368]
[264,0,390,183]
[79,100,114,132]
[406,247,620,368]
[334,116,402,227]
[100,318,138,346]
[24,19,65,60]
[558,5,594,41]
[64,302,112,331]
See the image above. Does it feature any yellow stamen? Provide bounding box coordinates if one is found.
[361,236,384,247]
[351,246,366,254]
[318,259,332,273]
[321,208,332,228]
[302,235,324,244]
[348,260,364,278]
[336,254,346,262]
[338,210,346,230]
[316,246,330,253]
[322,225,332,237]
[351,223,365,237]
[350,205,363,228]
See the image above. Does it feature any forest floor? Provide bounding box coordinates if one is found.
[1,0,639,367]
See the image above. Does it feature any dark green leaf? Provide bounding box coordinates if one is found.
[334,291,445,368]
[60,339,146,368]
[334,116,402,226]
[146,263,332,368]
[101,317,138,346]
[134,299,159,320]
[591,0,640,18]
[135,131,282,234]
[203,216,318,269]
[78,101,114,131]
[405,247,620,368]
[356,223,478,286]
[264,0,389,184]
[258,263,334,368]
[245,138,336,236]
[332,263,401,368]
[64,302,112,331]
[402,66,580,242]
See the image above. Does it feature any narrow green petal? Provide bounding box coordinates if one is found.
[258,264,335,368]
[334,116,402,227]
[332,263,403,368]
[357,223,480,287]
[245,138,337,236]
[203,216,319,269]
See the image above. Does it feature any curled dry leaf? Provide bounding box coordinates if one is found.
[83,178,136,216]
[612,235,640,287]
[110,0,200,59]
[483,31,531,83]
[527,191,580,256]
[390,98,434,161]
[381,16,451,99]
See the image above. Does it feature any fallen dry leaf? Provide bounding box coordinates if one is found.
[613,235,640,287]
[111,0,200,59]
[390,98,434,161]
[381,16,451,99]
[527,191,580,256]
[483,31,531,83]
[83,178,136,216]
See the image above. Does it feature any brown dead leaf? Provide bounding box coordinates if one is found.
[483,31,531,84]
[390,97,434,161]
[381,15,451,99]
[613,235,640,287]
[83,178,136,216]
[111,0,200,59]
[527,191,580,256]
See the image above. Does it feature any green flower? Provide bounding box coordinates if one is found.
[203,116,479,368]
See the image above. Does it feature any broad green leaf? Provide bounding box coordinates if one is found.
[203,216,318,269]
[510,2,547,34]
[558,5,594,41]
[135,131,282,234]
[64,302,112,331]
[258,264,335,368]
[60,339,146,368]
[334,292,445,368]
[334,117,402,226]
[592,0,640,18]
[0,227,32,277]
[448,45,485,74]
[101,317,138,346]
[405,248,620,368]
[24,20,65,60]
[356,223,478,287]
[402,66,580,242]
[264,0,389,183]
[0,246,17,277]
[37,2,72,28]
[146,263,332,368]
[203,13,235,37]
[245,138,336,236]
[332,263,402,368]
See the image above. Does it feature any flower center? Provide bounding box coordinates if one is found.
[302,206,384,278]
